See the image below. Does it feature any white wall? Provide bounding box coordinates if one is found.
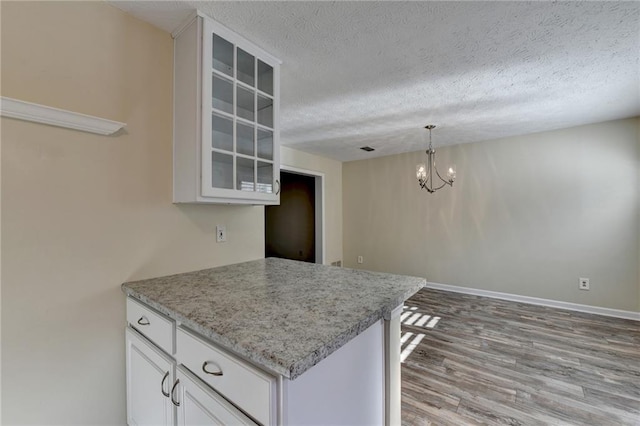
[343,119,640,312]
[0,2,342,424]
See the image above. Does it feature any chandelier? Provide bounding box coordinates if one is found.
[416,125,456,193]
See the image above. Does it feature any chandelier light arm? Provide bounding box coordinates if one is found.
[431,180,449,192]
[434,163,454,187]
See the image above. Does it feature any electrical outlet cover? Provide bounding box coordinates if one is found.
[579,277,589,290]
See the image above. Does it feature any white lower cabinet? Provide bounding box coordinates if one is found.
[125,296,395,426]
[176,367,257,426]
[125,299,267,426]
[125,327,175,426]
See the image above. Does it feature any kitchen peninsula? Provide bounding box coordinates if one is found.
[122,258,425,425]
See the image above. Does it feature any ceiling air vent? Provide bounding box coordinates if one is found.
[360,146,375,152]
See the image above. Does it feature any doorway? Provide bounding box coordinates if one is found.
[265,167,324,264]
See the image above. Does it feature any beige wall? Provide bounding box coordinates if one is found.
[344,118,640,312]
[0,2,342,424]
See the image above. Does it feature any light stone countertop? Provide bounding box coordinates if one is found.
[122,258,425,379]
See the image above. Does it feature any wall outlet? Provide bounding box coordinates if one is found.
[579,277,589,290]
[357,255,363,264]
[216,225,226,243]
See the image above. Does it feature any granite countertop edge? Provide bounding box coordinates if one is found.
[286,283,423,378]
[122,281,424,380]
[123,286,291,377]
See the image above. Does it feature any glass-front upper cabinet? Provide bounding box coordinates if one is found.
[173,13,281,205]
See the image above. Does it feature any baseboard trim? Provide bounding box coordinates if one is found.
[424,282,640,321]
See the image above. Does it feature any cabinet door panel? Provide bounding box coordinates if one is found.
[257,60,273,96]
[257,162,273,193]
[126,327,175,426]
[211,152,233,189]
[237,48,255,87]
[212,75,233,114]
[257,94,273,128]
[236,157,255,191]
[236,122,255,156]
[212,114,233,152]
[236,85,255,122]
[257,128,273,160]
[176,368,257,426]
[212,34,233,77]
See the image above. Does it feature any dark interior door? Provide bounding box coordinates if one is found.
[265,171,316,263]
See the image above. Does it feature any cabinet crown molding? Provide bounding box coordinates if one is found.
[0,96,126,135]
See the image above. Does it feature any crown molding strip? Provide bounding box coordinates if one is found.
[0,96,126,135]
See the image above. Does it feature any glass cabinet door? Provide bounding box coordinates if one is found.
[208,29,276,197]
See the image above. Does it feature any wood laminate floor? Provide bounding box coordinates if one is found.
[400,289,640,426]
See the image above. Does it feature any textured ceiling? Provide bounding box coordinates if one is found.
[110,1,640,161]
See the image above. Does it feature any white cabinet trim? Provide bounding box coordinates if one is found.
[0,96,126,135]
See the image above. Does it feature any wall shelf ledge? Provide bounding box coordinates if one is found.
[0,96,126,135]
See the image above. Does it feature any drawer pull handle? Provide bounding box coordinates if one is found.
[161,371,170,397]
[137,316,150,326]
[170,379,180,407]
[202,361,224,376]
[275,179,281,195]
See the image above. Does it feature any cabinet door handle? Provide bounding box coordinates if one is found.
[161,371,170,397]
[137,316,150,326]
[202,361,223,376]
[275,179,280,195]
[170,379,180,407]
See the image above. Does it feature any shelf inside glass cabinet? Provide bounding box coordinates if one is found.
[211,152,233,189]
[257,128,273,160]
[212,34,233,77]
[257,161,273,193]
[257,94,273,128]
[212,113,233,152]
[237,157,255,192]
[236,85,255,122]
[236,122,255,156]
[237,47,255,87]
[258,60,273,96]
[212,74,233,114]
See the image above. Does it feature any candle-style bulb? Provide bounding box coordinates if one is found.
[447,165,456,181]
[416,164,427,181]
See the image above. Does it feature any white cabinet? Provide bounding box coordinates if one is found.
[176,367,257,426]
[125,299,264,426]
[173,12,281,205]
[125,328,175,426]
[125,296,398,426]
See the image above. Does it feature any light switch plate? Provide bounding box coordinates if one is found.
[216,225,226,243]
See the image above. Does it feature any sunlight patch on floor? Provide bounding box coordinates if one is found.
[400,305,442,362]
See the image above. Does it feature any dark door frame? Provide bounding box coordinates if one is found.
[278,164,325,264]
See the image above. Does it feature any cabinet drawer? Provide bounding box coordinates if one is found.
[127,298,175,355]
[177,327,276,426]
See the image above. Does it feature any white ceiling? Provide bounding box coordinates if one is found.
[110,1,640,162]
